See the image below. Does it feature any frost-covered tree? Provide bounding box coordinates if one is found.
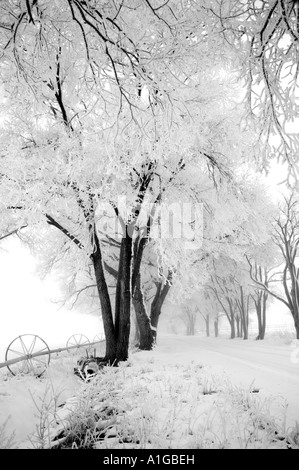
[180,305,198,336]
[209,265,238,339]
[205,178,276,339]
[0,0,250,363]
[192,290,218,337]
[209,260,251,339]
[0,1,282,362]
[209,0,299,181]
[244,219,280,340]
[248,192,299,339]
[246,262,270,340]
[103,242,172,350]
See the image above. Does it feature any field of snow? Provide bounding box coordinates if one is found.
[0,334,298,449]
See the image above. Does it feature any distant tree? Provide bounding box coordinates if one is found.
[248,193,299,339]
[209,273,237,339]
[194,290,220,337]
[248,263,269,340]
[213,313,220,338]
[180,305,197,336]
[201,310,210,337]
[209,256,259,340]
[235,309,242,338]
[234,285,251,340]
[194,305,210,336]
[197,289,223,338]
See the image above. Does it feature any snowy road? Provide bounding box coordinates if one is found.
[152,335,299,428]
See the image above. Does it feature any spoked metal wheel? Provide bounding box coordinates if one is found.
[93,333,104,343]
[91,333,105,357]
[66,334,90,353]
[5,334,51,377]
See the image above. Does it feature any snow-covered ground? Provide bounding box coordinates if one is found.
[152,335,299,427]
[0,334,298,449]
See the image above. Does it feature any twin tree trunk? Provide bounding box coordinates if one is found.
[133,274,172,349]
[90,160,158,363]
[102,234,172,355]
[92,232,132,364]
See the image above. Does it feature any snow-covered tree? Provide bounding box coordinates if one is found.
[179,304,198,336]
[0,0,250,362]
[207,183,275,340]
[0,1,282,362]
[248,192,299,339]
[210,0,299,181]
[190,290,218,337]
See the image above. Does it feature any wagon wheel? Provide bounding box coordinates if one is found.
[90,333,105,357]
[66,334,90,353]
[93,333,104,344]
[5,334,51,377]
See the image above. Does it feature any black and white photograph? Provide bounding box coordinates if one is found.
[0,0,298,452]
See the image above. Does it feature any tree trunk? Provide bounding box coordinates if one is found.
[205,315,210,337]
[255,293,266,340]
[243,302,249,340]
[132,272,154,350]
[238,287,249,340]
[150,279,171,342]
[131,307,140,346]
[91,247,116,363]
[214,319,219,337]
[150,300,161,342]
[190,316,196,335]
[261,292,267,339]
[186,322,195,335]
[114,233,133,362]
[235,316,240,337]
[227,298,236,339]
[230,319,236,339]
[255,298,262,340]
[292,310,299,339]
